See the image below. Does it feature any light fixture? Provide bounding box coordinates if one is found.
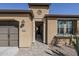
[20,20,25,28]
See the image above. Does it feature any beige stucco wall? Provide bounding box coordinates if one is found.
[47,18,78,47]
[29,5,49,43]
[77,20,79,34]
[47,18,57,45]
[0,14,32,47]
[29,6,48,18]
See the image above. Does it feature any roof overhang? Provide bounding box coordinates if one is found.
[0,10,34,18]
[29,3,49,6]
[28,3,49,8]
[44,14,79,18]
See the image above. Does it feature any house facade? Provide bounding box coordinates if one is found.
[0,3,78,48]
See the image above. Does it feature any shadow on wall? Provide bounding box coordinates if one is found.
[49,36,58,48]
[45,36,66,56]
[50,36,73,48]
[47,36,78,56]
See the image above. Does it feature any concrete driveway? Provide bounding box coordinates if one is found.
[0,47,18,56]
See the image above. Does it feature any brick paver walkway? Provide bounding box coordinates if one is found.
[16,41,77,56]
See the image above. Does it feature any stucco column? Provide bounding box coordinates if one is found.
[32,20,35,43]
[43,21,46,43]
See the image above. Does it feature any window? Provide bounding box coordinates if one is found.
[66,21,73,34]
[57,20,73,35]
[58,21,64,34]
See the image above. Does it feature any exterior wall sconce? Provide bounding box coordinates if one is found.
[20,20,25,28]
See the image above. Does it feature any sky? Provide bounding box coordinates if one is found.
[49,3,79,15]
[0,3,28,10]
[0,3,79,15]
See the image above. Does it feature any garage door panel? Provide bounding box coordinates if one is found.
[0,41,8,46]
[9,29,18,33]
[0,28,8,33]
[10,41,18,46]
[0,34,8,40]
[10,35,18,40]
[0,21,19,47]
[0,33,8,40]
[9,24,18,46]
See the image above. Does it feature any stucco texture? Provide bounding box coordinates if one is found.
[0,14,32,47]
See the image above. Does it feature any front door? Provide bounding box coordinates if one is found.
[35,22,43,42]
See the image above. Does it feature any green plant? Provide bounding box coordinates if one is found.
[73,36,79,56]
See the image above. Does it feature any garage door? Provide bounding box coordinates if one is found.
[0,21,19,47]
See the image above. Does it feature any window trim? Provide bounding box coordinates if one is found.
[57,18,74,35]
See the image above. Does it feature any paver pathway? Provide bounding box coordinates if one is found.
[16,41,77,56]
